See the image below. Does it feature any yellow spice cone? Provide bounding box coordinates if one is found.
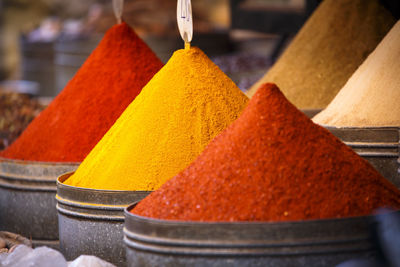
[64,47,248,191]
[246,0,395,109]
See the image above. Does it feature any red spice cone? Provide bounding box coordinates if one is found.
[1,22,163,162]
[133,83,400,222]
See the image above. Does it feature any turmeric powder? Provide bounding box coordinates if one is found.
[64,47,248,191]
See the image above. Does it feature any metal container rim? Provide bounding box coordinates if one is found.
[56,172,151,194]
[0,156,80,166]
[124,202,398,227]
[56,172,152,210]
[318,125,400,131]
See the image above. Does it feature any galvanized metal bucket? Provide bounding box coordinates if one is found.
[124,203,393,267]
[54,37,101,95]
[0,157,79,248]
[56,172,151,266]
[21,37,55,96]
[323,126,400,188]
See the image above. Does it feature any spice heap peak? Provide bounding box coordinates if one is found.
[0,22,163,162]
[133,83,400,222]
[64,47,248,191]
[247,0,395,109]
[313,21,400,127]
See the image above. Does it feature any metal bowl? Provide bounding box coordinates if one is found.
[0,157,79,248]
[56,172,151,266]
[124,203,394,267]
[322,126,400,188]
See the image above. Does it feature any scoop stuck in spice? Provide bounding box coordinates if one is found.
[64,47,248,191]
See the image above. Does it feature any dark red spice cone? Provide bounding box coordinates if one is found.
[133,83,400,222]
[1,22,163,162]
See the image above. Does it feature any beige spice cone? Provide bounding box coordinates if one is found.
[313,21,400,127]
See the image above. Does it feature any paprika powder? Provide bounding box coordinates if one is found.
[64,47,248,190]
[133,83,400,222]
[0,22,163,162]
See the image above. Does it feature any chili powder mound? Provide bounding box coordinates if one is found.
[0,22,163,162]
[247,0,395,109]
[133,83,400,222]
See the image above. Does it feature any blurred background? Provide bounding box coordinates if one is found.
[0,0,324,151]
[0,0,322,97]
[0,0,399,156]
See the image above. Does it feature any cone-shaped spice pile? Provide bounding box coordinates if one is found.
[313,21,400,127]
[133,83,400,222]
[0,22,163,162]
[64,47,248,191]
[247,0,395,109]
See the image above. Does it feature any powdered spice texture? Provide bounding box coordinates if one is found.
[0,22,163,162]
[313,21,400,127]
[133,83,400,222]
[64,47,248,190]
[247,0,395,109]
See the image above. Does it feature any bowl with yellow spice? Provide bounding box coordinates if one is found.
[56,172,151,267]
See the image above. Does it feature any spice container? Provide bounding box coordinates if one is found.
[126,84,400,266]
[56,172,151,266]
[54,37,101,95]
[0,157,79,248]
[0,22,163,163]
[323,126,400,188]
[312,22,400,186]
[124,203,391,267]
[21,37,56,96]
[63,47,248,192]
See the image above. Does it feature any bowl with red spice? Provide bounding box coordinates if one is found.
[0,21,163,252]
[124,203,394,267]
[56,172,151,267]
[0,157,79,249]
[122,84,400,266]
[322,126,400,188]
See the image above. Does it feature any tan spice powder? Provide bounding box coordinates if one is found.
[247,0,395,109]
[313,21,400,127]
